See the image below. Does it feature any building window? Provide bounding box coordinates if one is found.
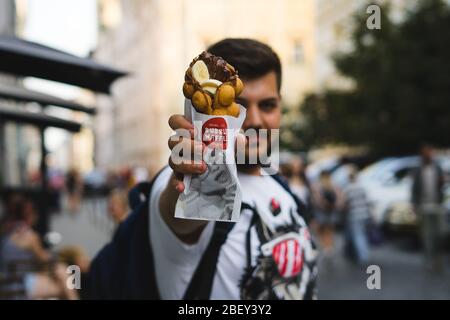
[292,40,304,64]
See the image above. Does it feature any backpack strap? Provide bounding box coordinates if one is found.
[183,221,235,300]
[242,203,258,271]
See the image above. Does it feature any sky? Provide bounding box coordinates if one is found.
[23,0,98,99]
[20,0,97,152]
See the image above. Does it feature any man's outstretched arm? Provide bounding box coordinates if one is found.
[158,114,208,244]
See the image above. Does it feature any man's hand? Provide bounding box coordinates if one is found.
[167,114,207,193]
[159,114,208,244]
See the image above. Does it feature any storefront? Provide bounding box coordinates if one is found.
[0,36,126,238]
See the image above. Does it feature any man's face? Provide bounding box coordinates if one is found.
[235,71,281,165]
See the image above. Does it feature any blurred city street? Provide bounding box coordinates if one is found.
[49,198,450,300]
[318,235,450,299]
[50,197,114,258]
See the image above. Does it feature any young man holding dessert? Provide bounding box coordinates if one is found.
[87,38,318,300]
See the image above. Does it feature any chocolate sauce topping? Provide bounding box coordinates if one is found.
[186,51,238,84]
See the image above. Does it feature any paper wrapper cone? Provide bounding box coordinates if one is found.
[174,99,246,222]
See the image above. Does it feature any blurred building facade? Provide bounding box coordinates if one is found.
[315,0,416,92]
[0,0,27,188]
[315,0,359,92]
[93,0,419,171]
[9,0,98,175]
[0,0,15,35]
[0,0,17,86]
[94,0,319,172]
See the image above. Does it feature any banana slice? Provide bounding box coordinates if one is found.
[202,86,218,95]
[201,79,222,95]
[191,60,210,83]
[200,79,223,87]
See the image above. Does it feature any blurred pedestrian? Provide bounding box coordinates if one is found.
[311,170,344,257]
[0,194,77,299]
[107,189,129,225]
[115,166,135,191]
[342,168,371,265]
[411,144,445,271]
[48,168,65,212]
[287,157,310,204]
[284,157,313,221]
[66,168,83,214]
[133,166,149,184]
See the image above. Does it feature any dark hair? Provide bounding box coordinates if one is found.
[207,38,282,91]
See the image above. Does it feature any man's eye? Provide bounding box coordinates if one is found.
[259,101,277,111]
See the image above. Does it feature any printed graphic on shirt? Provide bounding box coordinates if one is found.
[270,233,305,278]
[240,199,318,300]
[269,198,281,216]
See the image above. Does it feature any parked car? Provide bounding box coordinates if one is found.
[358,156,450,234]
[306,156,341,183]
[306,155,373,187]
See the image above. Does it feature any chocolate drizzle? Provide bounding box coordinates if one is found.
[186,51,238,85]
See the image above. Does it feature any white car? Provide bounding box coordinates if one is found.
[306,156,341,183]
[358,156,450,229]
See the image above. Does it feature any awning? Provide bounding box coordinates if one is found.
[0,83,96,115]
[0,107,81,132]
[0,36,128,94]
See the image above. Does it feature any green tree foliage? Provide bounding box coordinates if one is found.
[288,0,450,156]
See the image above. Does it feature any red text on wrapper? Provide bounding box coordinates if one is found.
[202,117,228,149]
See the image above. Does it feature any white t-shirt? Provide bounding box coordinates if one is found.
[149,166,317,300]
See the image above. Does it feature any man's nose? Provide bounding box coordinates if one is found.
[243,103,263,130]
